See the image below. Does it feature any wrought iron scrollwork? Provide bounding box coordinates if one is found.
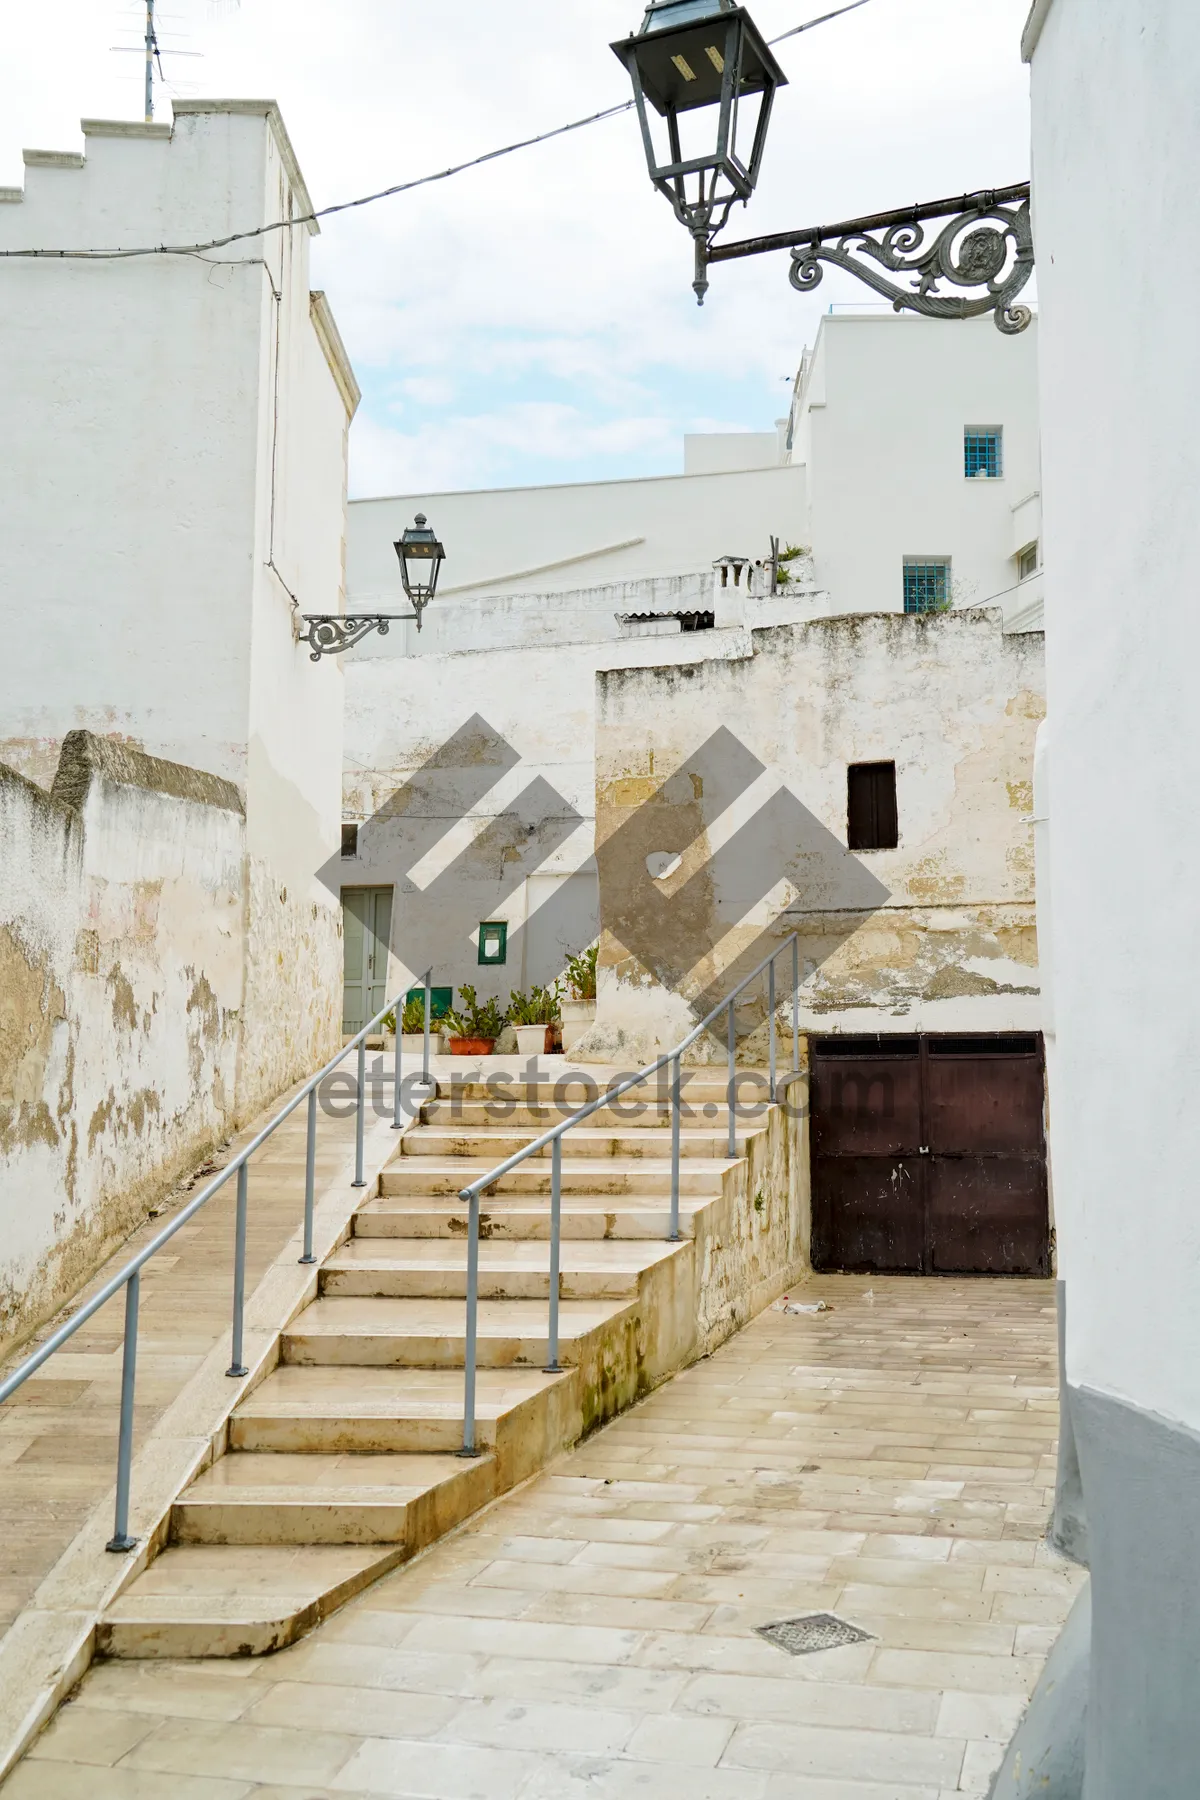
[787,190,1034,334]
[299,614,415,661]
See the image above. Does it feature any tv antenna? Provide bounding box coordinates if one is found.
[110,3,204,122]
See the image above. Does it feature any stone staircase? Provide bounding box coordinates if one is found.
[97,1072,785,1659]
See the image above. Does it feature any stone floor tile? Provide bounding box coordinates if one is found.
[721,1719,965,1786]
[518,1753,770,1799]
[401,1612,645,1665]
[763,1780,943,1800]
[330,1736,539,1798]
[120,1716,361,1786]
[625,1710,737,1766]
[240,1678,462,1740]
[471,1655,688,1712]
[1,1767,252,1800]
[868,1649,1040,1696]
[681,1670,939,1735]
[956,1737,1007,1794]
[69,1662,263,1724]
[26,1705,158,1765]
[434,1695,637,1755]
[525,1589,718,1633]
[935,1691,1028,1742]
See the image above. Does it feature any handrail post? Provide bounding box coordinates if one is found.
[300,1089,318,1265]
[423,968,433,1089]
[545,1137,562,1373]
[727,1001,737,1160]
[227,1163,250,1378]
[459,1190,481,1457]
[792,935,801,1075]
[669,1055,682,1242]
[353,1036,367,1188]
[392,996,404,1129]
[105,1272,141,1553]
[768,956,777,1103]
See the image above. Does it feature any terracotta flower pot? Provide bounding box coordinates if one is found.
[449,1037,496,1057]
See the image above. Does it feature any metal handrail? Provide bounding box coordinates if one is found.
[0,969,439,1553]
[455,933,802,1456]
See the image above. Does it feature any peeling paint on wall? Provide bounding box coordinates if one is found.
[0,732,336,1361]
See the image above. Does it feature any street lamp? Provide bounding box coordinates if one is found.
[613,2,1035,331]
[611,0,787,303]
[300,514,446,661]
[395,513,446,617]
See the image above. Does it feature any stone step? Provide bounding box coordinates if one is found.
[418,1101,752,1131]
[400,1126,750,1161]
[98,1543,406,1660]
[432,1076,756,1104]
[353,1194,705,1242]
[229,1366,574,1486]
[280,1293,638,1371]
[321,1236,676,1301]
[170,1450,494,1547]
[378,1157,729,1198]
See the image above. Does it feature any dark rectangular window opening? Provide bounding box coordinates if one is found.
[847,762,898,852]
[341,822,359,859]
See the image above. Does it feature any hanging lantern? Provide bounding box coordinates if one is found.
[612,0,787,302]
[393,514,446,629]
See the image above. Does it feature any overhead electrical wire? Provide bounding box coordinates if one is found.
[0,0,876,262]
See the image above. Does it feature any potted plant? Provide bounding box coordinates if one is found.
[445,985,507,1057]
[560,945,598,1053]
[507,984,561,1057]
[400,996,430,1056]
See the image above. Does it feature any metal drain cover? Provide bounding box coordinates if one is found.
[756,1613,874,1657]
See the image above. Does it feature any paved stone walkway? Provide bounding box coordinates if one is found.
[5,1274,1082,1799]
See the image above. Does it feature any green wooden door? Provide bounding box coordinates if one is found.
[342,887,394,1035]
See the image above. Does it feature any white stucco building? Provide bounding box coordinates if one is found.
[0,101,361,1348]
[0,101,359,1104]
[790,312,1044,632]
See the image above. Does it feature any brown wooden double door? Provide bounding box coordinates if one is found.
[810,1034,1049,1276]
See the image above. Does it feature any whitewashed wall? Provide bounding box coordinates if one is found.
[791,314,1042,623]
[0,740,248,1357]
[1029,0,1200,1436]
[0,104,355,1102]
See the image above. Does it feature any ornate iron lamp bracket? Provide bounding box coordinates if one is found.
[708,183,1034,333]
[299,613,422,661]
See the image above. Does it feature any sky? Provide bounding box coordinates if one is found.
[0,0,1035,498]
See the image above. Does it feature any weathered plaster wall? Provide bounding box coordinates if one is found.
[341,579,835,1007]
[585,608,1045,1062]
[0,735,260,1358]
